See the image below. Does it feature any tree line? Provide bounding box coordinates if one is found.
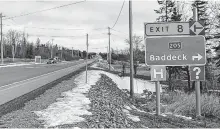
[0,29,95,61]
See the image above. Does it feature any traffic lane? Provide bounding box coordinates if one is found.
[0,60,94,106]
[0,60,86,86]
[0,60,87,87]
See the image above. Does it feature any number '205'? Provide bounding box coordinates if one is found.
[169,42,182,50]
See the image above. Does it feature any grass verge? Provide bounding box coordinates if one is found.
[162,92,220,119]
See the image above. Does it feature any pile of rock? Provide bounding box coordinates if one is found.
[84,74,142,128]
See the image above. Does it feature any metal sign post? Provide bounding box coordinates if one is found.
[193,7,201,117]
[150,66,166,115]
[156,81,160,115]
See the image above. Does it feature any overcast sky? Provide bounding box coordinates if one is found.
[0,0,159,53]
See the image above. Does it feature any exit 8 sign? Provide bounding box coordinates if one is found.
[144,21,205,36]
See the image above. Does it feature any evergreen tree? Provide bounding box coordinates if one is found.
[191,0,211,91]
[192,0,210,36]
[154,0,176,22]
[155,0,186,91]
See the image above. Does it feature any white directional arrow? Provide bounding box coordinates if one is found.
[190,22,204,35]
[192,53,203,61]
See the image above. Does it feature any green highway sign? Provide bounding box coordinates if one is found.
[145,35,206,66]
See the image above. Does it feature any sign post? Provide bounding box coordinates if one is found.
[193,7,201,117]
[156,81,160,115]
[150,66,166,115]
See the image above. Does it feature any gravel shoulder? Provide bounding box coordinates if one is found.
[0,75,79,128]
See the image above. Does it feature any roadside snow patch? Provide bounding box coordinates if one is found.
[90,63,115,70]
[34,71,101,127]
[0,63,31,68]
[94,70,162,93]
[90,63,104,70]
[173,114,192,120]
[122,109,140,122]
[125,106,132,110]
[163,112,192,120]
[130,105,146,113]
[34,70,162,127]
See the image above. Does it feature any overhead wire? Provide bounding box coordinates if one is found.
[27,33,108,38]
[111,0,125,29]
[111,33,127,39]
[27,34,86,38]
[111,28,128,35]
[24,26,85,30]
[3,0,86,20]
[1,0,126,52]
[3,24,108,32]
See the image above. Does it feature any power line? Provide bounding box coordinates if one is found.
[111,28,128,35]
[92,27,107,31]
[3,0,86,20]
[28,34,86,38]
[111,0,125,29]
[111,33,127,39]
[24,26,85,30]
[28,33,106,38]
[3,24,108,31]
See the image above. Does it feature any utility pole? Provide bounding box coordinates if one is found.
[86,34,88,83]
[23,27,26,61]
[61,47,63,60]
[1,13,5,64]
[12,38,15,62]
[108,27,111,71]
[106,46,108,61]
[51,39,54,58]
[78,49,79,57]
[72,47,74,58]
[129,0,134,98]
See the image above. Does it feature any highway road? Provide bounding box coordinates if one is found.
[0,59,94,106]
[0,60,87,87]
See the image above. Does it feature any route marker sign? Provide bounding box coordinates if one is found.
[189,66,205,81]
[189,21,205,35]
[144,21,205,36]
[151,66,166,81]
[145,35,206,66]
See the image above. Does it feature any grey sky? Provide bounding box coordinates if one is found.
[0,0,159,52]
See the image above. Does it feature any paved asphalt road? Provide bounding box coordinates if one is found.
[0,60,88,87]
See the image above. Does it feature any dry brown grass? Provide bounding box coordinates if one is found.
[163,92,220,118]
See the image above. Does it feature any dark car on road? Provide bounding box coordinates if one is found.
[47,58,57,64]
